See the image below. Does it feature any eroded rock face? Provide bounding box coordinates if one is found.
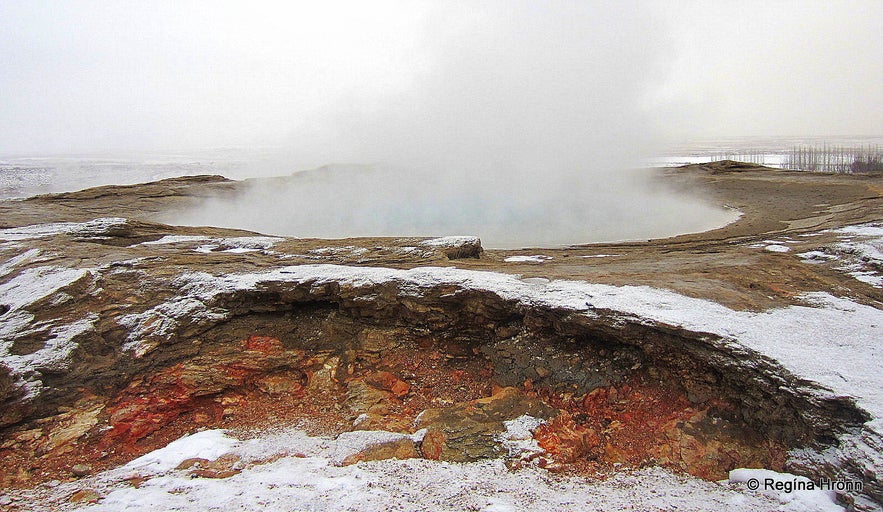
[0,274,858,480]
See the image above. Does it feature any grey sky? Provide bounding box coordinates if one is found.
[0,0,881,156]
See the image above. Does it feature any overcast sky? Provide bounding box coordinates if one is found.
[1,0,881,156]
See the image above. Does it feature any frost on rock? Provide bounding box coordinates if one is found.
[123,429,241,474]
[498,415,546,459]
[0,266,92,312]
[0,218,129,241]
[0,314,98,394]
[419,236,482,259]
[504,255,552,263]
[419,236,480,248]
[139,235,210,245]
[788,428,883,511]
[308,246,370,258]
[119,297,228,357]
[138,235,284,255]
[207,236,284,251]
[0,263,100,398]
[2,257,882,507]
[332,430,422,466]
[0,315,99,404]
[797,222,883,288]
[0,248,41,278]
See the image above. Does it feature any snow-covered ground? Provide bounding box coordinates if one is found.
[137,235,285,255]
[829,223,883,287]
[0,218,130,241]
[796,222,883,288]
[503,255,552,263]
[419,236,481,248]
[6,428,838,512]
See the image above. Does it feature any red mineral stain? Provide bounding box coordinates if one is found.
[243,335,284,354]
[364,371,410,397]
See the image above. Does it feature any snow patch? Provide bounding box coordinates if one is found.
[797,251,838,264]
[729,468,843,512]
[498,415,546,459]
[24,428,803,512]
[0,218,128,241]
[420,236,480,248]
[796,222,883,288]
[765,244,791,253]
[504,255,552,263]
[140,235,209,245]
[0,266,91,312]
[836,224,883,238]
[0,248,41,278]
[123,430,240,474]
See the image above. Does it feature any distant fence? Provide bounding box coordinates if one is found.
[710,151,770,166]
[783,144,882,173]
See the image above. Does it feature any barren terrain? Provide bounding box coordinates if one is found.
[1,161,881,511]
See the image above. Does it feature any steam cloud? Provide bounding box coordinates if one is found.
[168,3,736,247]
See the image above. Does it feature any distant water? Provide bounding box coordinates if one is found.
[647,135,883,168]
[4,137,880,199]
[0,148,289,200]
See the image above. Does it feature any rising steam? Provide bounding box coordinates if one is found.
[163,3,737,248]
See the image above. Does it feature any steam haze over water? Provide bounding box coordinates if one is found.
[162,163,740,249]
[1,2,880,246]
